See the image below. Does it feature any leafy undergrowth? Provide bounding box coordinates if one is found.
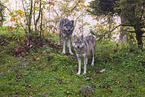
[0,33,145,97]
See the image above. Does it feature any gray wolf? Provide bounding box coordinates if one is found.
[58,18,74,55]
[72,35,96,74]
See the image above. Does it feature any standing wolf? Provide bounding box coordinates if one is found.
[72,35,96,74]
[58,18,74,55]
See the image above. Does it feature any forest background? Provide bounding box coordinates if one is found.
[0,0,145,97]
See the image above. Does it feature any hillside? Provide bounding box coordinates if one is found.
[0,30,145,97]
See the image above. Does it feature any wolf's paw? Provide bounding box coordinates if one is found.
[91,64,94,66]
[58,41,62,45]
[69,52,73,55]
[77,72,81,75]
[62,51,66,54]
[83,72,86,74]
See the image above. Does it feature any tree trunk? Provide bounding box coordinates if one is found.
[119,13,129,43]
[28,0,33,41]
[108,15,111,40]
[29,0,33,34]
[134,26,143,49]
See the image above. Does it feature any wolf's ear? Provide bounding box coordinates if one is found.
[71,20,74,24]
[74,35,77,39]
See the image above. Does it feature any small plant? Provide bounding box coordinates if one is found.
[81,85,93,97]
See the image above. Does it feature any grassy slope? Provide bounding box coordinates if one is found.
[0,29,145,97]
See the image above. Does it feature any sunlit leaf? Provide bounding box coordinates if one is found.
[35,0,40,3]
[10,17,16,22]
[48,2,55,6]
[8,26,13,31]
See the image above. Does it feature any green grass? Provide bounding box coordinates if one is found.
[0,28,145,97]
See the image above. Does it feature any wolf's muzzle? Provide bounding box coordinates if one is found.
[77,46,80,49]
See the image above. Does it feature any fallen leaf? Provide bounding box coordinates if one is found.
[15,69,19,72]
[27,84,31,87]
[106,89,113,93]
[91,85,96,89]
[58,79,62,84]
[30,44,33,48]
[1,42,4,44]
[138,68,143,71]
[100,69,105,73]
[45,94,49,97]
[70,72,73,75]
[43,71,46,73]
[15,91,18,94]
[105,85,110,88]
[23,73,27,76]
[86,77,90,80]
[102,54,106,56]
[17,57,23,61]
[16,78,19,81]
[128,80,132,83]
[95,69,100,74]
[25,80,28,83]
[99,85,105,88]
[42,65,46,68]
[43,45,47,48]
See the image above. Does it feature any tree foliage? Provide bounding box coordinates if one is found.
[118,0,145,48]
[87,0,119,17]
[46,0,88,35]
[6,0,89,40]
[88,0,145,48]
[0,1,5,26]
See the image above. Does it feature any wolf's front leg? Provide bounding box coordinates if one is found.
[83,56,88,74]
[91,48,95,66]
[77,57,81,75]
[67,37,73,55]
[62,38,66,54]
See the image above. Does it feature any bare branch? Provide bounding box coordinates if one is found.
[36,0,41,25]
[28,0,33,34]
[22,0,28,25]
[40,8,43,36]
[70,0,80,13]
[3,5,12,13]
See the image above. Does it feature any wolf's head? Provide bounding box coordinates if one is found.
[63,20,74,32]
[72,35,85,49]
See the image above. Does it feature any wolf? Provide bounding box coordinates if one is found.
[72,35,96,74]
[58,18,74,55]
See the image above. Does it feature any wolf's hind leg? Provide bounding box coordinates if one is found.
[67,36,73,55]
[91,48,95,66]
[77,57,81,75]
[62,38,66,54]
[83,56,88,74]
